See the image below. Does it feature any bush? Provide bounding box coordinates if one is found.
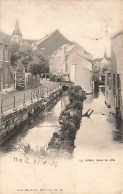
[72,101,83,110]
[65,104,73,111]
[74,94,83,102]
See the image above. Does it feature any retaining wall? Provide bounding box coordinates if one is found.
[0,90,62,145]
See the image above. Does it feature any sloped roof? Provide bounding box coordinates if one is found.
[32,30,60,47]
[32,30,71,48]
[50,43,81,57]
[111,31,123,39]
[84,50,92,56]
[93,57,103,62]
[75,50,93,62]
[0,31,10,38]
[23,39,37,44]
[0,31,11,42]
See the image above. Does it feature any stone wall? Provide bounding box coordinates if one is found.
[0,89,61,145]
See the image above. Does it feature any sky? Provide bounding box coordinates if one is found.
[0,0,123,59]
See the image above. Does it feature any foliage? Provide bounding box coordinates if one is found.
[65,104,73,111]
[10,42,33,71]
[29,50,49,75]
[10,42,49,74]
[72,101,83,110]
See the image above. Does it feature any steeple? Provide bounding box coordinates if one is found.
[13,20,22,36]
[11,19,22,43]
[103,46,110,60]
[104,46,107,59]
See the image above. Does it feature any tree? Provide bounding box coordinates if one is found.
[10,42,21,67]
[10,43,49,74]
[18,43,34,71]
[29,49,49,75]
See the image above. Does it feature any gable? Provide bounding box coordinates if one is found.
[34,30,71,58]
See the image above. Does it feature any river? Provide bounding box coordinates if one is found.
[0,86,123,193]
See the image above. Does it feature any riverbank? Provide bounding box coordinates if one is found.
[0,86,123,194]
[0,87,62,145]
[48,85,85,154]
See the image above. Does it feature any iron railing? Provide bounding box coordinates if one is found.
[0,84,61,116]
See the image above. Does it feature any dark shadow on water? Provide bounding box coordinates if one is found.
[113,118,123,143]
[0,99,61,153]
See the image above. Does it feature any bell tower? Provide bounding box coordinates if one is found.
[11,20,22,43]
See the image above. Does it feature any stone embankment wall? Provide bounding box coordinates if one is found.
[0,90,62,145]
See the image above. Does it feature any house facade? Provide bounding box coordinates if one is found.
[105,71,111,107]
[49,43,83,76]
[92,48,111,84]
[68,49,93,93]
[0,32,13,93]
[110,32,123,119]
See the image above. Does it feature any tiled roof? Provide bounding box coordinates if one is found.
[23,39,37,44]
[0,31,11,41]
[32,30,60,47]
[93,57,103,62]
[84,50,92,55]
[0,31,11,38]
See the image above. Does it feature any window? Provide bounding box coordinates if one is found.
[117,74,121,89]
[56,56,61,61]
[107,72,111,89]
[113,74,116,95]
[0,43,3,60]
[5,45,8,61]
[5,67,9,87]
[65,63,68,73]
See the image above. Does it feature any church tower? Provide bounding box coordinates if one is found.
[11,20,22,43]
[103,46,110,61]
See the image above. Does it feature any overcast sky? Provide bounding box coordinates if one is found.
[0,0,123,58]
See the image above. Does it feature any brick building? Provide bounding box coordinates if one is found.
[0,32,13,93]
[110,31,123,119]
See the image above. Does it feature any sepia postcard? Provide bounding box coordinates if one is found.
[0,0,123,193]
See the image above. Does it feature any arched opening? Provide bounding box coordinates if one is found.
[62,85,68,91]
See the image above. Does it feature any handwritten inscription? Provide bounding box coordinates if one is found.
[13,157,59,168]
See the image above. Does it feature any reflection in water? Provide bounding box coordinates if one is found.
[74,86,123,160]
[0,87,123,194]
[0,87,122,158]
[0,93,70,157]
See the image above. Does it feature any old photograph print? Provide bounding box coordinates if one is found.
[0,0,123,193]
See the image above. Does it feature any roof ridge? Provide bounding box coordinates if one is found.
[33,30,60,46]
[111,31,123,39]
[0,31,11,37]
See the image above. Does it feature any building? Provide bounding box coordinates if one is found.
[49,43,83,74]
[11,20,22,44]
[49,43,83,75]
[32,30,71,58]
[68,49,93,93]
[92,47,111,84]
[0,31,13,93]
[11,20,36,45]
[49,43,93,93]
[110,31,123,119]
[105,71,111,107]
